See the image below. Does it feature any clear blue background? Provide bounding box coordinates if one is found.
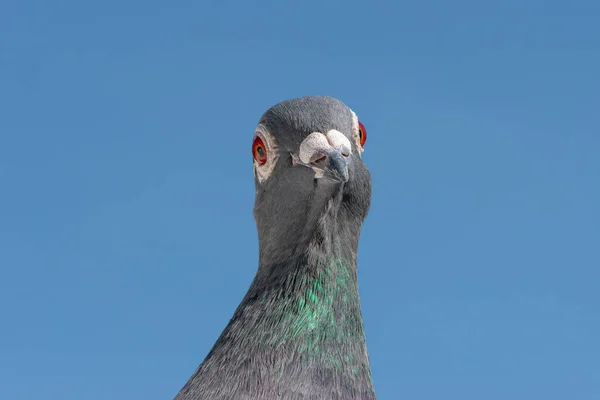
[1,1,599,399]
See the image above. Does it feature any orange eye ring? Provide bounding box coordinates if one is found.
[358,121,367,147]
[252,136,268,165]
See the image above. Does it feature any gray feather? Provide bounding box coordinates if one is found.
[174,96,375,400]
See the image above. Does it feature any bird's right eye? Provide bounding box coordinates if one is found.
[253,136,268,165]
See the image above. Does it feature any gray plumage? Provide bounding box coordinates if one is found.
[175,96,375,399]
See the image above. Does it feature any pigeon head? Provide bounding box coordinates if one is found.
[251,96,372,265]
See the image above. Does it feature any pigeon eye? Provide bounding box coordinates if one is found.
[253,136,268,165]
[358,121,367,147]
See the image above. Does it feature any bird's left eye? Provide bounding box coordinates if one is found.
[358,121,367,147]
[253,136,268,165]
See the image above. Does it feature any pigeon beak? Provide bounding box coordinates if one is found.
[327,150,350,183]
[297,132,351,183]
[313,150,349,183]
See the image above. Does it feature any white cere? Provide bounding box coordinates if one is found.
[299,132,331,164]
[325,129,352,157]
[299,131,353,164]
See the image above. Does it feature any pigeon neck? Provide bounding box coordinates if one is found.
[242,194,374,388]
[257,184,362,268]
[185,188,376,398]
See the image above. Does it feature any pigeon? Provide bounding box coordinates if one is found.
[175,96,376,400]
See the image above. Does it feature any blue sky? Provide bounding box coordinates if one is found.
[1,1,599,399]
